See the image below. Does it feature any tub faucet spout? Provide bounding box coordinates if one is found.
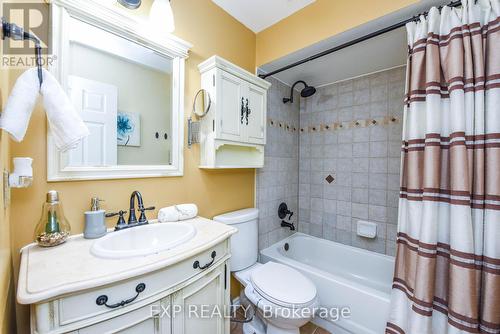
[281,220,295,231]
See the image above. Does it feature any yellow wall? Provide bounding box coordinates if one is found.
[1,0,421,332]
[7,0,255,332]
[0,29,16,334]
[0,1,15,329]
[255,0,418,66]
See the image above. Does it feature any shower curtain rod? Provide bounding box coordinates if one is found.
[258,0,462,79]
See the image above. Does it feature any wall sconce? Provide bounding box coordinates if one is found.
[3,157,33,207]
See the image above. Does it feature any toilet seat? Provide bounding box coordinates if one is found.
[249,262,317,309]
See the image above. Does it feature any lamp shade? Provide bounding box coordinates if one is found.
[149,0,175,33]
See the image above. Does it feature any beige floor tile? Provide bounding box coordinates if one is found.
[315,327,332,334]
[300,322,318,334]
[231,320,331,334]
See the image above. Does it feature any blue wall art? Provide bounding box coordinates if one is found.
[117,112,141,147]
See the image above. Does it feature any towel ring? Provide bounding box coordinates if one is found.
[192,89,211,118]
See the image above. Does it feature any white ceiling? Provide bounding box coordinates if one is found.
[260,27,408,88]
[259,0,452,88]
[211,0,316,33]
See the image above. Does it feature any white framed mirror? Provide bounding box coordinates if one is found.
[47,0,192,181]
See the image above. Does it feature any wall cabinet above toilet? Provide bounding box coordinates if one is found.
[198,56,271,169]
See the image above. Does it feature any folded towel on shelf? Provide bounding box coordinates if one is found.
[158,204,198,223]
[0,68,89,151]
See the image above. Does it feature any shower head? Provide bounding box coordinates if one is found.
[283,80,316,104]
[301,85,316,98]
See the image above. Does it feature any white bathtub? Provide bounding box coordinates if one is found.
[260,233,395,334]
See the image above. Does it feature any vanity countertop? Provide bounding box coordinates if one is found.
[17,217,236,305]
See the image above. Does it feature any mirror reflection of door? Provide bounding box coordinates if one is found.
[68,76,118,167]
[64,17,173,167]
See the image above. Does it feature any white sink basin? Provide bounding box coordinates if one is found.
[91,223,196,259]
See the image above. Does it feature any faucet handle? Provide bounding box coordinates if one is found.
[106,210,127,229]
[278,202,293,220]
[138,206,155,224]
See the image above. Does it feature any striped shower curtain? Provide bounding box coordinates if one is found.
[386,1,500,333]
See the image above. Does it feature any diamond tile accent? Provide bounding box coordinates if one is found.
[325,175,334,184]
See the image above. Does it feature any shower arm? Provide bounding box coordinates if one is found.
[283,80,307,104]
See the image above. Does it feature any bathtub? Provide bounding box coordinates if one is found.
[260,233,395,334]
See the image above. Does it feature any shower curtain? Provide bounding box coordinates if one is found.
[386,0,500,333]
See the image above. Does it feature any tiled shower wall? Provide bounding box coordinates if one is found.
[256,77,299,250]
[298,66,406,256]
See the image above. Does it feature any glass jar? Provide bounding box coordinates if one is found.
[34,190,71,247]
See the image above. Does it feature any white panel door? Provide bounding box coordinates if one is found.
[245,84,266,145]
[67,76,118,166]
[172,263,228,334]
[217,71,244,142]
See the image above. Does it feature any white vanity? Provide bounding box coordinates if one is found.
[17,218,237,334]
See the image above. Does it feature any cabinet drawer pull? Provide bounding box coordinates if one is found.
[193,251,216,270]
[245,98,251,125]
[240,98,245,124]
[95,283,146,309]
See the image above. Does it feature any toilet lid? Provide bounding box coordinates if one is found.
[250,262,316,308]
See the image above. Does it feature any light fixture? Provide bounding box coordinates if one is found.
[117,0,141,10]
[149,0,175,33]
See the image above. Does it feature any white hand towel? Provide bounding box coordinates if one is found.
[0,68,89,151]
[0,68,40,142]
[158,204,198,223]
[41,69,89,151]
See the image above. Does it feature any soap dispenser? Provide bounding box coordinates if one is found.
[84,197,107,239]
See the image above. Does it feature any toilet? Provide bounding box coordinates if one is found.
[213,208,318,334]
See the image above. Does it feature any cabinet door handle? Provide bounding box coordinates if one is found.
[240,97,245,124]
[193,251,216,270]
[96,283,146,309]
[245,98,251,125]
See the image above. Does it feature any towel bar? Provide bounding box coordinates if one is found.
[1,17,44,86]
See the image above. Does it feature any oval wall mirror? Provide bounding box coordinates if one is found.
[192,89,211,118]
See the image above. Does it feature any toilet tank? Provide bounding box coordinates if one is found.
[213,208,258,271]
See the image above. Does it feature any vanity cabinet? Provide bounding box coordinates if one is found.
[29,241,231,334]
[77,298,169,334]
[198,56,271,168]
[171,263,227,334]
